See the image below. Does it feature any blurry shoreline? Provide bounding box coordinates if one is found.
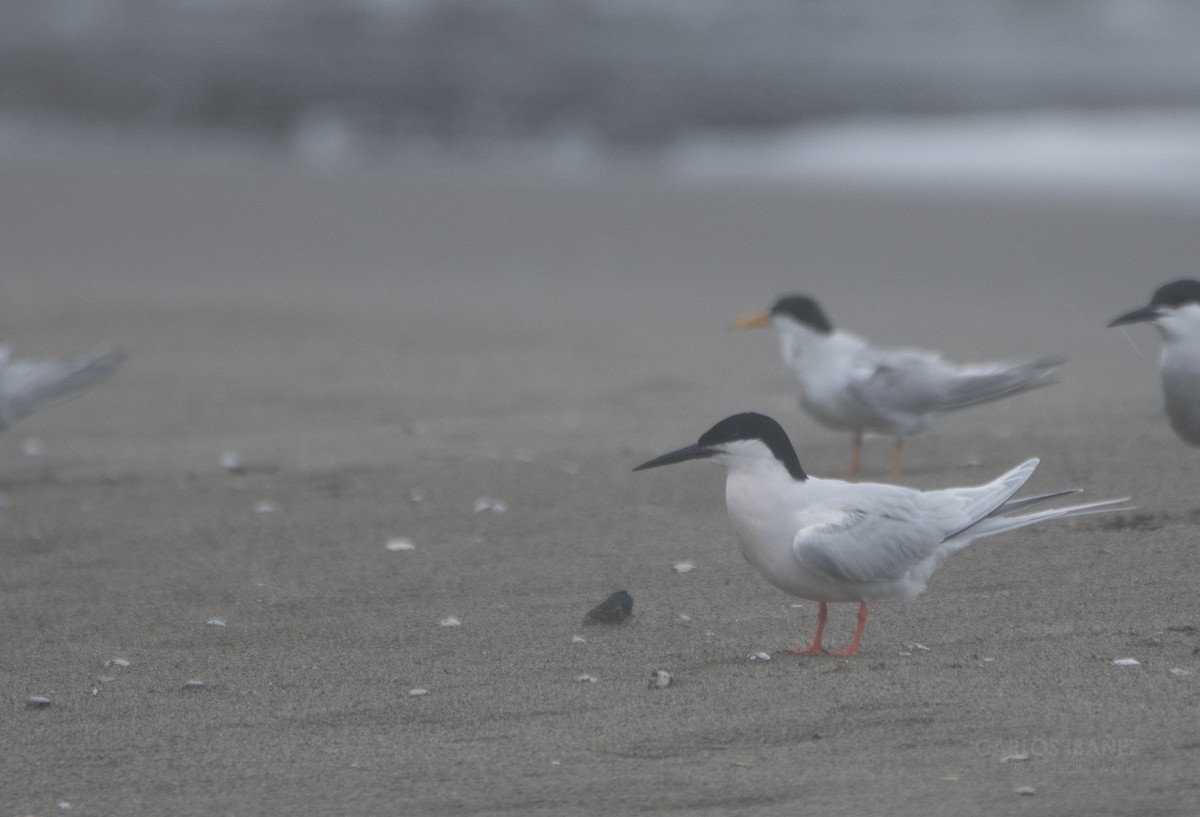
[5,106,1200,212]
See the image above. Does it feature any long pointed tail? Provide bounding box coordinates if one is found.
[966,495,1133,540]
[0,347,126,430]
[941,355,1064,411]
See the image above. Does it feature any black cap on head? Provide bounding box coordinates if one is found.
[1151,279,1200,309]
[633,412,807,480]
[769,295,833,334]
[697,412,807,481]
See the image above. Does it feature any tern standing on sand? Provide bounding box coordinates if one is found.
[733,295,1062,476]
[635,413,1128,656]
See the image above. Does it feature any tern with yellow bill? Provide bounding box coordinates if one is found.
[733,295,1062,476]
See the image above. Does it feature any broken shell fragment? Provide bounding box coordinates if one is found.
[648,670,672,689]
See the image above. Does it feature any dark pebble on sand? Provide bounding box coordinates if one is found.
[584,590,633,624]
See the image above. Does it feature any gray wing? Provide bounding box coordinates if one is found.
[0,347,125,430]
[845,348,961,420]
[847,348,1061,418]
[791,492,957,584]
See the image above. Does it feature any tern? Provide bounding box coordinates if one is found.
[635,412,1128,656]
[1109,279,1200,445]
[0,345,125,434]
[733,295,1063,476]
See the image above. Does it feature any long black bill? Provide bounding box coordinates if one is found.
[1109,305,1159,327]
[633,444,715,472]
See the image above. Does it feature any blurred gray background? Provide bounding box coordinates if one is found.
[4,0,1200,180]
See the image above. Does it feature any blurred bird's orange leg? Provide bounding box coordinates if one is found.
[782,601,829,655]
[888,438,905,477]
[826,602,869,657]
[838,434,863,477]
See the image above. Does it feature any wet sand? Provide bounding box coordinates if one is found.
[2,154,1199,815]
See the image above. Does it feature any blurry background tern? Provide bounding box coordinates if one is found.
[0,346,125,435]
[734,295,1062,476]
[1109,279,1200,445]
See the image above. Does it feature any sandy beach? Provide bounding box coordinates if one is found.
[3,153,1199,815]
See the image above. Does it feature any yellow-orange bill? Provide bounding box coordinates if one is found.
[730,311,772,330]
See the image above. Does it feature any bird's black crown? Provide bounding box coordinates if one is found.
[698,412,807,481]
[769,295,834,334]
[1151,279,1200,309]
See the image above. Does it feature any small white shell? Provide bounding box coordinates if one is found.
[182,679,206,690]
[473,497,508,513]
[439,617,462,627]
[1169,667,1193,677]
[905,643,931,653]
[385,537,416,552]
[673,562,696,574]
[206,618,227,627]
[571,635,586,644]
[648,670,672,689]
[1112,657,1141,667]
[575,673,596,683]
[1014,787,1036,796]
[26,695,51,708]
[747,652,772,662]
[676,614,692,623]
[408,688,429,697]
[105,658,131,668]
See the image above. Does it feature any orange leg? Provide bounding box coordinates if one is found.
[837,433,863,478]
[781,601,829,655]
[826,602,869,657]
[888,437,905,477]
